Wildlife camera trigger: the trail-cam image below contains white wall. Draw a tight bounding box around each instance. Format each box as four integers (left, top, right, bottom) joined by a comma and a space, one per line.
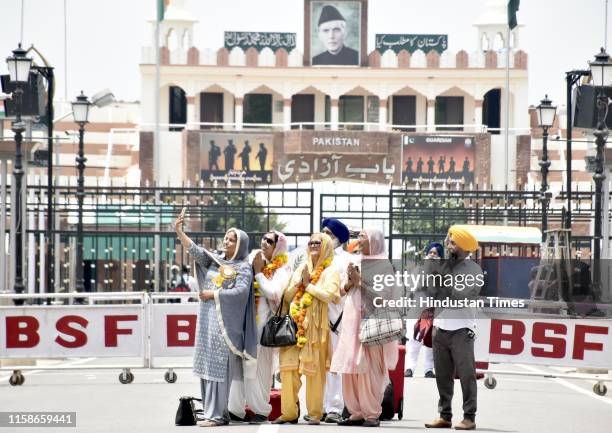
157, 131, 184, 185
224, 93, 234, 129
416, 95, 427, 129
489, 134, 517, 187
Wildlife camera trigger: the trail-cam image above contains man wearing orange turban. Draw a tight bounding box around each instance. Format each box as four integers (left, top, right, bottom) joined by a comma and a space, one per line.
425, 225, 482, 431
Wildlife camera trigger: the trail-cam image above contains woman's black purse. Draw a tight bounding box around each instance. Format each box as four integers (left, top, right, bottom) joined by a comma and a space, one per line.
260, 291, 297, 347
175, 396, 202, 426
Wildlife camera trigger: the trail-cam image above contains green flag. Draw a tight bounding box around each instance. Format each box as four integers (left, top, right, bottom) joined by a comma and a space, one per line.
157, 0, 165, 21
508, 0, 520, 29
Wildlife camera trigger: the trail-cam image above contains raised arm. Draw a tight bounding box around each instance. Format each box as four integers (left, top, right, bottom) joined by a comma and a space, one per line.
175, 208, 212, 268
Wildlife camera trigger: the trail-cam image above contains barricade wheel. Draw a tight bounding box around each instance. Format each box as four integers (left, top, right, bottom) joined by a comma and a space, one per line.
9, 373, 23, 386
593, 383, 607, 396
164, 371, 177, 383
119, 371, 134, 384
484, 377, 497, 389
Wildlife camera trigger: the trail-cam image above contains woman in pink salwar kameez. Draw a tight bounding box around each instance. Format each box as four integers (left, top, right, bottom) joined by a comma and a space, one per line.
330, 228, 399, 427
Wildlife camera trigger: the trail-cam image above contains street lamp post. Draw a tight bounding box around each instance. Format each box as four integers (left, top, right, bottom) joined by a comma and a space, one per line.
536, 95, 557, 242
6, 44, 32, 299
588, 48, 612, 298
71, 91, 90, 292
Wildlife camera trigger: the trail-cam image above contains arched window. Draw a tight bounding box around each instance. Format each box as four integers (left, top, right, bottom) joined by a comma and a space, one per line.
169, 86, 187, 131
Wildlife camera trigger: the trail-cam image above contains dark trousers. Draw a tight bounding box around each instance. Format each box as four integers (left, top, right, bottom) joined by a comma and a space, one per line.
432, 327, 477, 422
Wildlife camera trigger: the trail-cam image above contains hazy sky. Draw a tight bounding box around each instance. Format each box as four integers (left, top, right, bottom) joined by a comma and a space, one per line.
0, 0, 610, 108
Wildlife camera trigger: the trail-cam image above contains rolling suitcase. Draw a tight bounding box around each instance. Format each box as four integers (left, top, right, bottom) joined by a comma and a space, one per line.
386, 344, 406, 420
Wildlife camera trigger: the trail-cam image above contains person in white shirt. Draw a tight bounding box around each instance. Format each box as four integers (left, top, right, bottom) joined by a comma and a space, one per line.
405, 242, 442, 378
228, 231, 292, 424
424, 226, 482, 431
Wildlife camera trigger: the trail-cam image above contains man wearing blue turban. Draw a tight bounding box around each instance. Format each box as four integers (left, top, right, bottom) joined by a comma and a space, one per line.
318, 218, 353, 423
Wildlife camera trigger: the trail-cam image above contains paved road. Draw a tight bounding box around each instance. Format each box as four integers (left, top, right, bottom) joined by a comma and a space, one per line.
1, 357, 611, 433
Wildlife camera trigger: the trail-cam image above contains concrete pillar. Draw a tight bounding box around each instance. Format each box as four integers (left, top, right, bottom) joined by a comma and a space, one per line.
379, 99, 388, 131
186, 96, 196, 128
474, 99, 483, 132
426, 99, 436, 132
235, 97, 243, 131
331, 98, 339, 131
283, 98, 292, 130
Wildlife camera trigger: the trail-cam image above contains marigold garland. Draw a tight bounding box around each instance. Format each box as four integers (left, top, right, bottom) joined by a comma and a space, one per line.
253, 253, 288, 323
290, 257, 332, 348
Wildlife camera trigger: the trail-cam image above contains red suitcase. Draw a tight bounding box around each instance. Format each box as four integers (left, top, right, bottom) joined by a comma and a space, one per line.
245, 388, 281, 421
267, 389, 281, 421
387, 344, 406, 420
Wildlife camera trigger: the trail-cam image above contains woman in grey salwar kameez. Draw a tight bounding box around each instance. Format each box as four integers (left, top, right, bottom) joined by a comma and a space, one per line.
175, 215, 257, 427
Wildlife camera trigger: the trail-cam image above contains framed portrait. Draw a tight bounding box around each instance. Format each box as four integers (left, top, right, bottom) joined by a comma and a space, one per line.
309, 1, 361, 66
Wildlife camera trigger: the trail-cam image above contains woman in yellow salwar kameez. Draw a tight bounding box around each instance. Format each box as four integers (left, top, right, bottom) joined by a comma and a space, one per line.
273, 233, 340, 425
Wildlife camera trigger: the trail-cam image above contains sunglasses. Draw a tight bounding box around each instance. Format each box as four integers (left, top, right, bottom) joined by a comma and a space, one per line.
308, 240, 322, 246
262, 236, 276, 246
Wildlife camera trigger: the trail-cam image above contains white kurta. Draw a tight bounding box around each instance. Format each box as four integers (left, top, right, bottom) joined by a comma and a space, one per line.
228, 254, 291, 417
324, 246, 354, 415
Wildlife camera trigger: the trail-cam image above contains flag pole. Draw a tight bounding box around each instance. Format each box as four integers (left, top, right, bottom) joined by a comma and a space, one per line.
155, 0, 161, 182
504, 25, 510, 188
154, 0, 162, 293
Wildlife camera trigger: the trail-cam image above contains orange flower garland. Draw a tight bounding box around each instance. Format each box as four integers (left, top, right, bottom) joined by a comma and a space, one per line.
290, 258, 332, 348
253, 253, 288, 323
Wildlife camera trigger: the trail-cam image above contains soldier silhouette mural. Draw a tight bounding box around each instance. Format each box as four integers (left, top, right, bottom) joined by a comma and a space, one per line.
200, 133, 274, 183
239, 140, 252, 171
401, 136, 475, 184
256, 142, 268, 171
224, 139, 238, 171
208, 140, 221, 171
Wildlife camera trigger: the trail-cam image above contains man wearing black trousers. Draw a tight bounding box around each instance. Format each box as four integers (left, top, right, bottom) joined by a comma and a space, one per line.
424, 226, 482, 431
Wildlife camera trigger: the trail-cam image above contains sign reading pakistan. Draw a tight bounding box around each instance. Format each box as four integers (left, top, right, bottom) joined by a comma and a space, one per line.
375, 34, 448, 54
224, 31, 296, 52
310, 1, 361, 66
402, 135, 475, 184
200, 133, 274, 183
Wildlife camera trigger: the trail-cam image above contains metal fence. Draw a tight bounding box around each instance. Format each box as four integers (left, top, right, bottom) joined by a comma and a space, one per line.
1, 181, 611, 293
320, 184, 612, 266
2, 183, 314, 293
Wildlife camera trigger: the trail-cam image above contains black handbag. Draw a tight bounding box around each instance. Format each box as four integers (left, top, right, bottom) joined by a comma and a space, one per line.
260, 291, 297, 347
175, 396, 202, 426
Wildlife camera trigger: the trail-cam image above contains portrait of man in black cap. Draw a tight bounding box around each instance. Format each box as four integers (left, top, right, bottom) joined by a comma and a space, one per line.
311, 2, 360, 66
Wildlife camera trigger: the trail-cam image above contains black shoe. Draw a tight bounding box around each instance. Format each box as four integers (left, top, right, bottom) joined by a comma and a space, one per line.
338, 418, 365, 426
228, 412, 247, 423
404, 369, 413, 377
248, 414, 268, 424
425, 370, 436, 378
325, 412, 341, 423
363, 418, 381, 427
